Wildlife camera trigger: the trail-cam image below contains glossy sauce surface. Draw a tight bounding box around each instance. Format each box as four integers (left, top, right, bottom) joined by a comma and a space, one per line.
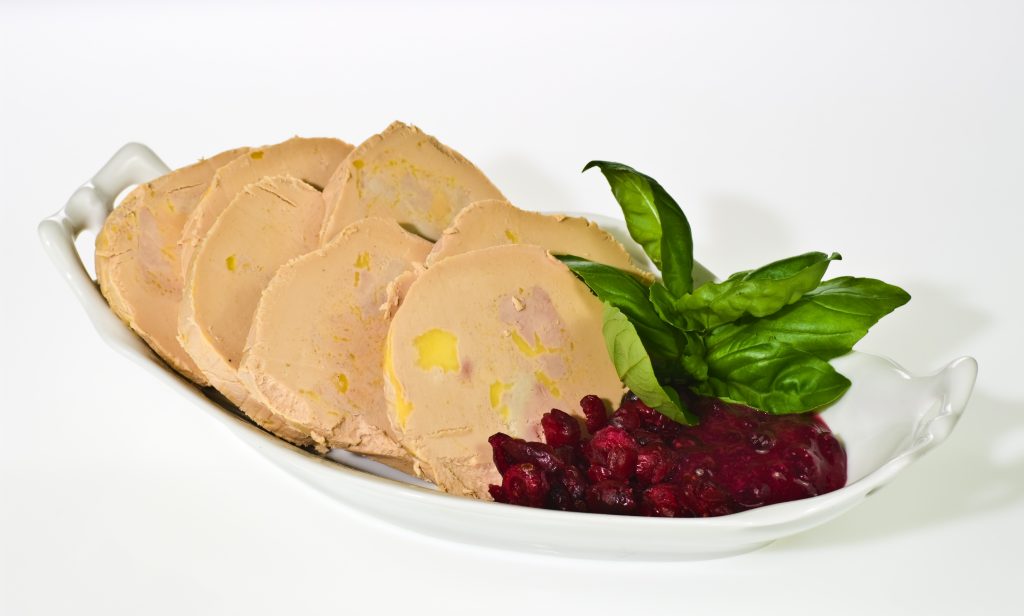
489, 393, 847, 517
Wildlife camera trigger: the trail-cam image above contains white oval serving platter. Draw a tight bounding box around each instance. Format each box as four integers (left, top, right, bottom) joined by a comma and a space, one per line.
38, 143, 978, 560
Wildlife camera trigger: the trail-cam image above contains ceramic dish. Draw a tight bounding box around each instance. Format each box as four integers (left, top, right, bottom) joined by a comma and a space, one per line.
38, 143, 978, 560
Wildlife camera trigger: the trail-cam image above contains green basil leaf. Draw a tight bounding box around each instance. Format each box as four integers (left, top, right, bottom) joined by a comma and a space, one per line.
679, 331, 709, 382
558, 255, 680, 361
649, 281, 685, 328
647, 282, 708, 381
583, 161, 694, 296
602, 304, 698, 425
707, 276, 911, 360
675, 251, 840, 330
701, 340, 851, 414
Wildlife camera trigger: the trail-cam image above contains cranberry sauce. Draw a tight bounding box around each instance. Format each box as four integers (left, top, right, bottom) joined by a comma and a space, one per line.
488, 393, 847, 517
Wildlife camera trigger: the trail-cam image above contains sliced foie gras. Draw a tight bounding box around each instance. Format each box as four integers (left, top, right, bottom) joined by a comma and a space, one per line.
427, 199, 652, 280
179, 137, 352, 275
238, 218, 432, 463
384, 244, 626, 498
95, 146, 249, 385
320, 121, 505, 244
178, 175, 325, 445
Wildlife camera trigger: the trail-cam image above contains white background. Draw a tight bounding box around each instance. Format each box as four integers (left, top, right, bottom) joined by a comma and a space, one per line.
2, 0, 1022, 613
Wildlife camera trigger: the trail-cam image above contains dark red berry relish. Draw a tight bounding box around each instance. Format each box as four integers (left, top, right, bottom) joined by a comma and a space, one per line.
488, 393, 847, 517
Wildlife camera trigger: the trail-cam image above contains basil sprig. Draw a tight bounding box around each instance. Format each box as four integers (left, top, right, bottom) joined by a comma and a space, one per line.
583, 161, 694, 297
560, 161, 910, 423
673, 251, 841, 330
705, 277, 912, 362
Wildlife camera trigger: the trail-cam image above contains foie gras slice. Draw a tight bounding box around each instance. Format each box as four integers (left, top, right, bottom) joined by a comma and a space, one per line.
178, 175, 325, 445
427, 199, 653, 280
384, 244, 625, 498
319, 121, 505, 244
179, 137, 352, 275
238, 218, 432, 463
95, 146, 249, 385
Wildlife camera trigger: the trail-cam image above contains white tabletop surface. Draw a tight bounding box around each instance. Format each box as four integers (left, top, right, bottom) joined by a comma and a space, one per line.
3, 1, 1022, 614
